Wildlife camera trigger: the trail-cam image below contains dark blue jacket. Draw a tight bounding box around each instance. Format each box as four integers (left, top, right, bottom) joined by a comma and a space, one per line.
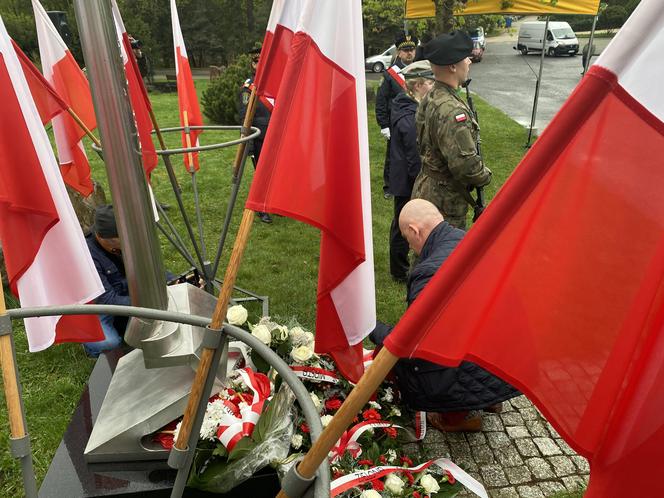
371, 222, 520, 412
388, 92, 421, 197
375, 59, 406, 129
85, 234, 130, 307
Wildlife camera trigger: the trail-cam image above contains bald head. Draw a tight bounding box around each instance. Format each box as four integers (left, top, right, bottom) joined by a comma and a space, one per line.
399, 199, 444, 255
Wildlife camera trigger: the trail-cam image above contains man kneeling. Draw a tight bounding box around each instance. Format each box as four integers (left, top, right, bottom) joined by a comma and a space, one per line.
371, 199, 519, 432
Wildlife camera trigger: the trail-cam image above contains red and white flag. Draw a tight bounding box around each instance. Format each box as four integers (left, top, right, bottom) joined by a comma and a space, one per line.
253, 0, 303, 99
32, 0, 97, 197
246, 0, 376, 382
111, 0, 158, 178
384, 1, 664, 496
0, 16, 104, 351
170, 0, 203, 172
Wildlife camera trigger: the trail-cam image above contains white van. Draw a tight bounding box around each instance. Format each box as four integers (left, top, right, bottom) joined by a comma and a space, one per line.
365, 45, 397, 73
516, 21, 579, 56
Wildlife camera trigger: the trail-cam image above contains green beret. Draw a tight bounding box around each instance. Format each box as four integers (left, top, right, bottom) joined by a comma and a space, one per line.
422, 31, 473, 66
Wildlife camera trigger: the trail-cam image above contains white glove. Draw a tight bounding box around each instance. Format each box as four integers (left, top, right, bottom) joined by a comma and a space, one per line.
380, 127, 391, 140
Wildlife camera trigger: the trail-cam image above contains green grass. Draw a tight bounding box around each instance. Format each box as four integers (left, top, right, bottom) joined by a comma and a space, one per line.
1, 82, 532, 496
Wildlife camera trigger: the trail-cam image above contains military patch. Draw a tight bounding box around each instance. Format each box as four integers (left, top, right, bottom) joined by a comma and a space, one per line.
241, 92, 250, 105
455, 113, 467, 123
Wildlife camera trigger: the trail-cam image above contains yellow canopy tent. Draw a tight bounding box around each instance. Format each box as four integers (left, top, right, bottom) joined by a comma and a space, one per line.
405, 0, 600, 19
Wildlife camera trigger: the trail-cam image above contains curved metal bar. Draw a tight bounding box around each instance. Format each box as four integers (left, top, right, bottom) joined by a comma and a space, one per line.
7, 305, 329, 496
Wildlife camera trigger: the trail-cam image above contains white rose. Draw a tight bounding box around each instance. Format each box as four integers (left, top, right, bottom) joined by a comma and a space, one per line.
226, 305, 248, 325
289, 326, 306, 342
369, 401, 382, 410
387, 449, 397, 463
251, 324, 272, 345
291, 345, 314, 363
310, 392, 322, 410
384, 474, 404, 495
360, 490, 382, 498
291, 433, 303, 449
320, 414, 333, 428
420, 474, 441, 494
274, 325, 289, 341
302, 331, 315, 347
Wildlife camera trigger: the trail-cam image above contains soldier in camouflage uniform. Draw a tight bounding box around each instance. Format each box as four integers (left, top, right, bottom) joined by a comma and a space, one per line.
412, 31, 491, 229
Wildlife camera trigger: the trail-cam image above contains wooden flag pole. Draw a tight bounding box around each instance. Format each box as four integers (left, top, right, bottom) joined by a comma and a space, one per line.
66, 107, 101, 148
276, 347, 399, 498
232, 88, 258, 176
171, 86, 259, 455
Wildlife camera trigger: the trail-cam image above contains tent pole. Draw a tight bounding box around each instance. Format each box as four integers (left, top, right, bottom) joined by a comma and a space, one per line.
583, 14, 599, 76
526, 16, 549, 148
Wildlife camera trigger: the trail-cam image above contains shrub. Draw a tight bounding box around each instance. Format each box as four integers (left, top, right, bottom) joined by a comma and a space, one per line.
598, 5, 629, 30
201, 54, 253, 125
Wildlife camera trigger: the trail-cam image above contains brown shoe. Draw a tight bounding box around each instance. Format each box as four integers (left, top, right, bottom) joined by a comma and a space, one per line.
427, 411, 482, 433
484, 402, 503, 414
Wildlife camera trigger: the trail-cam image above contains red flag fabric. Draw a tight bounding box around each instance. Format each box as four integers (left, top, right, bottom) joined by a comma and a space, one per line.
384, 1, 664, 496
246, 0, 376, 383
11, 39, 67, 125
170, 0, 203, 172
0, 16, 104, 350
32, 0, 96, 197
253, 0, 303, 99
111, 0, 158, 178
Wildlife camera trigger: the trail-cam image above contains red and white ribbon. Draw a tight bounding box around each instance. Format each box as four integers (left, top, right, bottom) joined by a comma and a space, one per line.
330, 457, 488, 498
290, 365, 340, 384
331, 421, 405, 462
414, 410, 426, 440
362, 348, 374, 370
386, 64, 406, 90
215, 368, 271, 451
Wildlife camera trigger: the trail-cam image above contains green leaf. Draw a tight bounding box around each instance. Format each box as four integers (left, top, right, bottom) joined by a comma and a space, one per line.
250, 349, 271, 374
227, 436, 257, 462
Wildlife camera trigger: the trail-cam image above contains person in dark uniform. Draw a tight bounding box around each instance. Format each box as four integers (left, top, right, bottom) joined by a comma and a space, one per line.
239, 45, 273, 224
375, 32, 418, 199
388, 60, 434, 282
371, 199, 519, 432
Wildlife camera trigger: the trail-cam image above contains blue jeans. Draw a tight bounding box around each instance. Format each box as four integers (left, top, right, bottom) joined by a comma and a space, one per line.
83, 315, 123, 357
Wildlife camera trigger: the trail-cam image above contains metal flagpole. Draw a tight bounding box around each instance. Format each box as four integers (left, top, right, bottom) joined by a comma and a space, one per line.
525, 16, 549, 148
583, 14, 599, 76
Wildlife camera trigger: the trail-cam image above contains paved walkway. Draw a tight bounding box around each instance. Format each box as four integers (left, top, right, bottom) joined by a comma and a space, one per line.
420, 396, 589, 497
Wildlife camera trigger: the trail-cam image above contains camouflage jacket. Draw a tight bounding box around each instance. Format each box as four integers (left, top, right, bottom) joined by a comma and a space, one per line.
415, 81, 491, 189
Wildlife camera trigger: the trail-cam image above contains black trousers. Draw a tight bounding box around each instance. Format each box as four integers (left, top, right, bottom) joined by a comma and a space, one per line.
383, 139, 391, 193
389, 195, 410, 280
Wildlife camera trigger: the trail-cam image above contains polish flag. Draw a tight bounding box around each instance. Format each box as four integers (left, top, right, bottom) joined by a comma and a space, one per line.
253, 0, 303, 99
0, 16, 104, 351
170, 0, 203, 172
246, 0, 376, 382
384, 1, 664, 496
111, 0, 158, 178
11, 39, 67, 125
32, 0, 97, 197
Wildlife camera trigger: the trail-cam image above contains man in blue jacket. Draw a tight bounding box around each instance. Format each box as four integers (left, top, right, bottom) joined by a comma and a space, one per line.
371, 199, 519, 431
83, 205, 129, 357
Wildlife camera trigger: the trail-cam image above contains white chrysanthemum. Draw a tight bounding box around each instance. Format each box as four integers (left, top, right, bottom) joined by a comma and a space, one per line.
387, 449, 397, 463
251, 324, 272, 345
384, 474, 404, 495
369, 401, 381, 410
291, 433, 303, 449
381, 387, 394, 403
420, 474, 441, 494
320, 414, 333, 428
291, 345, 314, 363
226, 305, 248, 326
389, 406, 401, 417
310, 392, 322, 410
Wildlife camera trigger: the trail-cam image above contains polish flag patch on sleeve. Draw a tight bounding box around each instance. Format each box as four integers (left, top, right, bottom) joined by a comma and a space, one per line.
455, 113, 467, 122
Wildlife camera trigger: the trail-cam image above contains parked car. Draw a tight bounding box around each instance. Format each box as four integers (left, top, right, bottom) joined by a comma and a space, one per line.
468, 27, 486, 62
365, 45, 396, 73
516, 21, 579, 56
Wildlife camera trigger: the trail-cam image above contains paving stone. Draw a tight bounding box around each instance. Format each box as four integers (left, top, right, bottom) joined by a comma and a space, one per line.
556, 438, 577, 456
487, 431, 512, 450
472, 444, 496, 465
538, 481, 567, 496
449, 441, 473, 461
501, 411, 524, 427
545, 421, 560, 438
445, 432, 469, 445
515, 438, 541, 458
482, 414, 505, 431
550, 455, 576, 477
492, 487, 520, 498
466, 431, 487, 447
533, 437, 563, 456
525, 457, 555, 479
506, 426, 531, 439
516, 485, 545, 498
480, 464, 509, 487
519, 407, 540, 421
510, 395, 532, 409
562, 475, 587, 493
570, 455, 590, 473
453, 456, 479, 473
525, 421, 549, 437
496, 446, 524, 467
505, 465, 532, 485
501, 402, 515, 412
